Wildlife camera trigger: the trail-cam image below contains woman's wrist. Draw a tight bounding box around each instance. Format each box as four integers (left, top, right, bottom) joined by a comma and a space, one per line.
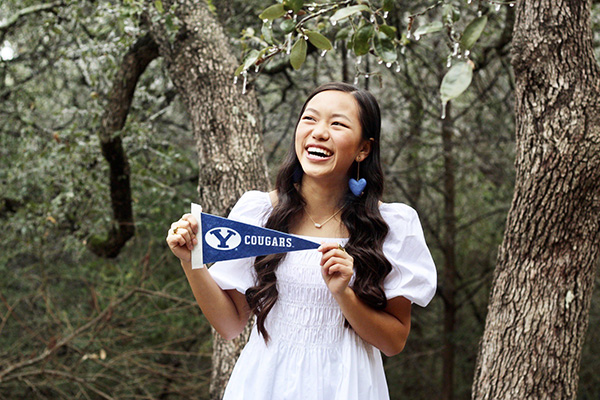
180, 259, 192, 271
332, 285, 355, 303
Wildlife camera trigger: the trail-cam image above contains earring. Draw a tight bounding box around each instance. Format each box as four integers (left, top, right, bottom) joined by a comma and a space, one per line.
348, 158, 367, 197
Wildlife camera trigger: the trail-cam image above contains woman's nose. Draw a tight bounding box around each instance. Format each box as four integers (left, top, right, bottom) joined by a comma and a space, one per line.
311, 122, 330, 140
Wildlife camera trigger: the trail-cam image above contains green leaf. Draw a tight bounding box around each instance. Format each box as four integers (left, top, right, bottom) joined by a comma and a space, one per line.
165, 14, 177, 33
413, 21, 444, 37
259, 4, 285, 21
330, 5, 370, 23
234, 63, 245, 76
306, 31, 332, 50
383, 0, 394, 12
262, 22, 274, 45
379, 24, 396, 39
280, 19, 296, 34
154, 0, 164, 13
373, 32, 397, 63
335, 26, 352, 42
290, 37, 307, 70
242, 49, 260, 71
353, 24, 374, 56
460, 16, 488, 50
440, 61, 474, 103
284, 0, 304, 13
453, 8, 461, 22
442, 4, 460, 23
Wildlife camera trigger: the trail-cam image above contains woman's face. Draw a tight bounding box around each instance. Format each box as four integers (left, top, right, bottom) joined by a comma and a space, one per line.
295, 90, 371, 183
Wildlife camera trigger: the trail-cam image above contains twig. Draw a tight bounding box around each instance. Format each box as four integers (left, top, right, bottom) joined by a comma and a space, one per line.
134, 288, 197, 306
0, 2, 65, 38
11, 370, 114, 400
0, 290, 136, 383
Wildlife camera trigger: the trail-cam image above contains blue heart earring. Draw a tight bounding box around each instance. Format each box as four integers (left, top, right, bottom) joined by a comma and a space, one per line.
349, 157, 367, 197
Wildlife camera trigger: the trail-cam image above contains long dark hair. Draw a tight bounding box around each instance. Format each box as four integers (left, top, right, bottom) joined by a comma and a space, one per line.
245, 82, 392, 342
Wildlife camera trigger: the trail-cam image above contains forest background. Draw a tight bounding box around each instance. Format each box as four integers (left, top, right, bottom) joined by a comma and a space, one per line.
1, 0, 599, 399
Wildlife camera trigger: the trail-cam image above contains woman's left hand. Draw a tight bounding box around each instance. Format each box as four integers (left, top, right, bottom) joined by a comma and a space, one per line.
318, 243, 354, 296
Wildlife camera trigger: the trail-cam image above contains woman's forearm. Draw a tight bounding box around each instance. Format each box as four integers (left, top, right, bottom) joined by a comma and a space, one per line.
332, 288, 411, 357
180, 260, 250, 340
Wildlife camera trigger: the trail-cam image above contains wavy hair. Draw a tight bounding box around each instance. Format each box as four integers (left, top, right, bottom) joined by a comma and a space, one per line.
245, 82, 392, 342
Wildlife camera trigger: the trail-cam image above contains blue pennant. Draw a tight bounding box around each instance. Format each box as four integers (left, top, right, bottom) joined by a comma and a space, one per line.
191, 203, 320, 269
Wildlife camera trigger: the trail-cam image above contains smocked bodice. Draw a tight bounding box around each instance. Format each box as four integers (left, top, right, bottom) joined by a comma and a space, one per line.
266, 246, 348, 348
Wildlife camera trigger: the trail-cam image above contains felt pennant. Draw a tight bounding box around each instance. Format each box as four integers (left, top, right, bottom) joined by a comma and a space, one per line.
190, 203, 320, 269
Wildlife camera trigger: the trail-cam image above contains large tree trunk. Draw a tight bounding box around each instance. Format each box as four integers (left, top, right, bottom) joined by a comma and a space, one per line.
148, 1, 269, 398
472, 1, 600, 399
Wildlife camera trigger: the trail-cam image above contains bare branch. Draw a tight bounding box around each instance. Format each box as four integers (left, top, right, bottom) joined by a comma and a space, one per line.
134, 288, 197, 306
0, 290, 136, 383
0, 2, 64, 38
88, 33, 159, 258
8, 370, 115, 400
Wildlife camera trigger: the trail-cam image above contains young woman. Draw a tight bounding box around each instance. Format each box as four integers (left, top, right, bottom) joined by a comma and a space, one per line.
166, 82, 437, 399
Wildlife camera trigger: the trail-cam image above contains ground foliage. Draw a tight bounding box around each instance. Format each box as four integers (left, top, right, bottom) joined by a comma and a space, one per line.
1, 0, 600, 399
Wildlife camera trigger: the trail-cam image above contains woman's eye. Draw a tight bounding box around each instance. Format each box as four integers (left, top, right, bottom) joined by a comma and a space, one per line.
302, 116, 315, 121
332, 121, 348, 128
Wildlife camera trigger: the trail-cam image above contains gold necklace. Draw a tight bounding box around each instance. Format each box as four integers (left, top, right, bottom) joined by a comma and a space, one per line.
304, 206, 343, 229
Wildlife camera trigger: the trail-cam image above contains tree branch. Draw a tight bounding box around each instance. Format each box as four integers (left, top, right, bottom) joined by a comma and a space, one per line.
0, 290, 136, 383
0, 1, 64, 41
88, 33, 159, 258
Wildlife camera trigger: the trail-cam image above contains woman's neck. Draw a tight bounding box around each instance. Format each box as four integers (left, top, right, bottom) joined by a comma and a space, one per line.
299, 176, 346, 218
287, 176, 349, 238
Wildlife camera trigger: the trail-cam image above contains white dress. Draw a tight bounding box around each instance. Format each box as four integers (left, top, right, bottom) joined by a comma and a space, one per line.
209, 191, 437, 400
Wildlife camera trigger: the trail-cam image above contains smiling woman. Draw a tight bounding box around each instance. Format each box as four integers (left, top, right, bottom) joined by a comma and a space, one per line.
295, 90, 371, 186
166, 82, 437, 400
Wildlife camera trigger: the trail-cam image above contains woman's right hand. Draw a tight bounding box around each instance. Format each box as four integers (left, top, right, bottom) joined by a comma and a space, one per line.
166, 214, 199, 263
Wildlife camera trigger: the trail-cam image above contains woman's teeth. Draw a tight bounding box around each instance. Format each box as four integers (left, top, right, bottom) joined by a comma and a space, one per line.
307, 147, 332, 158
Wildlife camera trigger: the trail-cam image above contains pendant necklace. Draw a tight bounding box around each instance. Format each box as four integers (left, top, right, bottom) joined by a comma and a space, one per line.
304, 206, 343, 229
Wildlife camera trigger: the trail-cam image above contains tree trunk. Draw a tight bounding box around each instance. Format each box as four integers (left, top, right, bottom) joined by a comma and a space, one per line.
404, 89, 424, 205
441, 101, 456, 400
472, 1, 600, 399
147, 1, 269, 398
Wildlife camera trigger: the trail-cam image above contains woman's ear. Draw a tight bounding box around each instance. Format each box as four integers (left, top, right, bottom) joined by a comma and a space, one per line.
357, 138, 373, 161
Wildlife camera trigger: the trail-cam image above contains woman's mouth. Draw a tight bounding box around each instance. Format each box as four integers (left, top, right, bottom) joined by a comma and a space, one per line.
306, 146, 333, 160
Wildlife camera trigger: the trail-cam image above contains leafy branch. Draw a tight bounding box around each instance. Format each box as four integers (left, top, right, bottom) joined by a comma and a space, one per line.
233, 0, 516, 110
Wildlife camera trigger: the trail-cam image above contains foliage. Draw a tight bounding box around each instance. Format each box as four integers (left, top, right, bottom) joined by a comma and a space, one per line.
234, 0, 514, 105
1, 0, 206, 397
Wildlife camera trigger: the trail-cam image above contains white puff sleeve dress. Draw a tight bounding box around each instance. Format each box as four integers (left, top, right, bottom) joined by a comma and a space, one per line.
208, 191, 437, 400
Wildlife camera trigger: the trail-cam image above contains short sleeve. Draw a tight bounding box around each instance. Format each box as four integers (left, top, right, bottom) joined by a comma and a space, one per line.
208, 191, 272, 294
381, 203, 437, 307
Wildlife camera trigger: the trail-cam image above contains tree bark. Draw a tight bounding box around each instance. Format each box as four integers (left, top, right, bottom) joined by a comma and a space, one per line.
89, 34, 159, 258
147, 1, 269, 398
404, 91, 424, 205
441, 101, 456, 400
472, 1, 600, 399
